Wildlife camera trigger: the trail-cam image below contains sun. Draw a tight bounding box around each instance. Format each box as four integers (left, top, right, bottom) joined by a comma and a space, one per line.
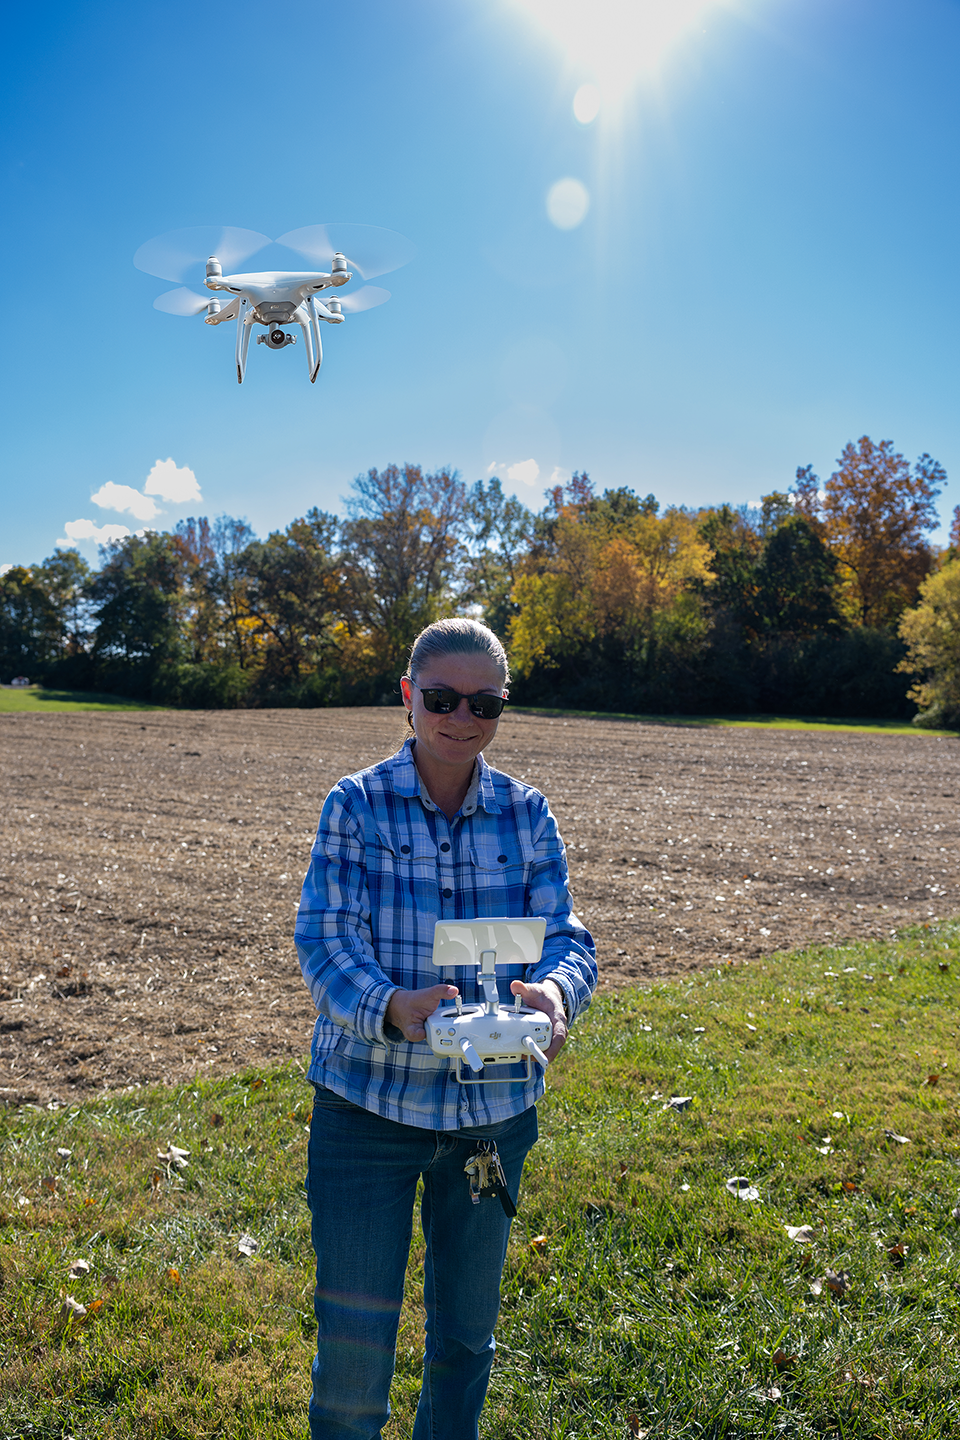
511, 0, 723, 99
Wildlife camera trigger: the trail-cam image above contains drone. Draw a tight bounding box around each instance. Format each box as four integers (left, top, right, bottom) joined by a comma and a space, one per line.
134, 224, 413, 384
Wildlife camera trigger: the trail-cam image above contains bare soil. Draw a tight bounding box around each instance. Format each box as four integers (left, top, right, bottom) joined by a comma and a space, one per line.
1, 707, 957, 1107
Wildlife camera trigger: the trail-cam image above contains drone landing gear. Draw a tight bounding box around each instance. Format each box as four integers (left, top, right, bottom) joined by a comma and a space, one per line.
299, 298, 324, 384
235, 298, 254, 385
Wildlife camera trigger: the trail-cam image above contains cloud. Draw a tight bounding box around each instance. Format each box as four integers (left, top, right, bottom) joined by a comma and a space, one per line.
486, 460, 504, 475
506, 458, 540, 486
549, 466, 571, 486
1, 563, 14, 576
57, 519, 132, 547
144, 457, 201, 504
90, 482, 161, 522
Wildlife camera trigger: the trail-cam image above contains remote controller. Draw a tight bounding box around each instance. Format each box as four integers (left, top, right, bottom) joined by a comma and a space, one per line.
425, 918, 552, 1084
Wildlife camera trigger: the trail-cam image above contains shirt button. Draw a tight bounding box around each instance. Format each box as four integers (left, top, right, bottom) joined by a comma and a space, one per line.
442, 887, 453, 898
497, 854, 508, 863
440, 842, 450, 852
400, 844, 411, 854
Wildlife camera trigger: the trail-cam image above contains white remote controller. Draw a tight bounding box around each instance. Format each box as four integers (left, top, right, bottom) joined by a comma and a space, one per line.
424, 918, 552, 1084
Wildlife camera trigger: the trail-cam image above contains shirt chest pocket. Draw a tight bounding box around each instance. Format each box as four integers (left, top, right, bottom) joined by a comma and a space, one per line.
467, 842, 535, 908
371, 832, 438, 893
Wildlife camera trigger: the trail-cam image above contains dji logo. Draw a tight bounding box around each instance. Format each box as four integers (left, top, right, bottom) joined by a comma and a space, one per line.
489, 1030, 502, 1040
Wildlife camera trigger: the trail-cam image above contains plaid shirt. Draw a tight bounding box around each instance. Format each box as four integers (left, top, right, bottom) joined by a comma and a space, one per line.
295, 737, 597, 1130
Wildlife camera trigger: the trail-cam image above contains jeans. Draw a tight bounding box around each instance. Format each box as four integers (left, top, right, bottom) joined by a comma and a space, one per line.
305, 1085, 538, 1440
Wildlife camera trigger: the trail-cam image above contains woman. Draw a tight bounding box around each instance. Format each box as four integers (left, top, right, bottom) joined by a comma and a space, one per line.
296, 618, 596, 1440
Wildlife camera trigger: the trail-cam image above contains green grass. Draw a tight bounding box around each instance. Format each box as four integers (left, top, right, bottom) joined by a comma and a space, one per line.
510, 705, 959, 738
3, 921, 960, 1438
0, 687, 164, 713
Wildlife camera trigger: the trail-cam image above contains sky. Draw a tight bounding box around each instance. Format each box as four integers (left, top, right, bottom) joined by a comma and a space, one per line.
2, 0, 959, 569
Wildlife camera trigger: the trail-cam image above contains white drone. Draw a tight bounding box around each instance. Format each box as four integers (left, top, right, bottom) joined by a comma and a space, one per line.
134, 224, 414, 384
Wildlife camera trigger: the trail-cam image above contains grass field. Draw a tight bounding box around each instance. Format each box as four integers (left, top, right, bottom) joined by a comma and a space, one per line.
511, 706, 958, 739
0, 687, 955, 736
3, 921, 959, 1438
0, 687, 163, 714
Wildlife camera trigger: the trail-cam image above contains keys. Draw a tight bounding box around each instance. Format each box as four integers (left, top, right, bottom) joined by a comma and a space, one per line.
464, 1140, 517, 1218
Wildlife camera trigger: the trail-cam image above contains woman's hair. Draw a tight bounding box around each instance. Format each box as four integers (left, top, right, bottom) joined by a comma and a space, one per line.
406, 617, 510, 686
402, 618, 510, 735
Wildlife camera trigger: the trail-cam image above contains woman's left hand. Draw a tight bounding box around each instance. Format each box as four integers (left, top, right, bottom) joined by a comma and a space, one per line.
509, 978, 568, 1062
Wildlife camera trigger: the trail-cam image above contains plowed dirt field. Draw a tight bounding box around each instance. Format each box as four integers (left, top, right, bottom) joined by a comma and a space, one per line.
1, 707, 957, 1106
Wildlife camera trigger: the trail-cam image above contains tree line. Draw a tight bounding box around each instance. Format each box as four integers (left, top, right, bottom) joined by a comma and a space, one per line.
3, 437, 959, 725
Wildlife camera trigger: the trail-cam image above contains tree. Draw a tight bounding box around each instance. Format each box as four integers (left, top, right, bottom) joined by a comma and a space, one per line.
897, 557, 960, 728
88, 532, 186, 684
0, 566, 59, 678
340, 463, 467, 674
235, 511, 342, 683
32, 549, 92, 656
508, 482, 711, 676
461, 477, 535, 634
792, 437, 945, 625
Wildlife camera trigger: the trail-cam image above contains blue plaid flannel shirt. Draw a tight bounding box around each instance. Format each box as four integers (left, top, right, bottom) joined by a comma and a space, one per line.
295, 737, 597, 1130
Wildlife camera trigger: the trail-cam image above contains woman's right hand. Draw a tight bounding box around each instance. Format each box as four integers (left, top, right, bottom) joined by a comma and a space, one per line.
386, 984, 459, 1042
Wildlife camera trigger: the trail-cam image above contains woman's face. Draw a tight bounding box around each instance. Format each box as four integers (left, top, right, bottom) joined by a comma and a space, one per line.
400, 651, 506, 778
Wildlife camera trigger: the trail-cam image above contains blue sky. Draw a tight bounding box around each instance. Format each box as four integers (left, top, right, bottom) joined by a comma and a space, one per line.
2, 0, 958, 568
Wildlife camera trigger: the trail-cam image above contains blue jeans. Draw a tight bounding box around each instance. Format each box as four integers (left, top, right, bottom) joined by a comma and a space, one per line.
305, 1085, 538, 1440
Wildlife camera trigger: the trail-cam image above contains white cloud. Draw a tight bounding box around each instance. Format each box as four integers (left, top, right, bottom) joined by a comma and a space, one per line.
90, 482, 161, 522
1, 563, 14, 576
57, 519, 132, 547
144, 457, 201, 504
546, 177, 590, 230
486, 460, 504, 475
506, 458, 540, 486
549, 466, 571, 486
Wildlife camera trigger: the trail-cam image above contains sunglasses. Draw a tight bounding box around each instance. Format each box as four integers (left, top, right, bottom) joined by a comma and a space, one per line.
416, 686, 507, 719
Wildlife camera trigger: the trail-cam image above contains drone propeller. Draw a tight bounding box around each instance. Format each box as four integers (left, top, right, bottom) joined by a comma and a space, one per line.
277, 224, 414, 279
334, 285, 391, 313
153, 286, 213, 316
134, 227, 273, 283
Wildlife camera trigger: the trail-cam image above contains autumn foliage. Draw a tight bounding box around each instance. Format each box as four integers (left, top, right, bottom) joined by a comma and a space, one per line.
1, 437, 954, 723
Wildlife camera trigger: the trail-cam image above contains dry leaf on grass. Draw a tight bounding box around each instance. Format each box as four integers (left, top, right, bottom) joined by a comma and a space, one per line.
167, 1267, 181, 1285
237, 1234, 258, 1257
529, 1234, 549, 1252
68, 1259, 91, 1279
56, 1147, 72, 1160
925, 1074, 939, 1087
626, 1416, 648, 1438
785, 1225, 816, 1243
772, 1348, 798, 1372
61, 1296, 87, 1316
40, 1175, 57, 1193
156, 1144, 190, 1169
663, 1096, 693, 1112
885, 1130, 911, 1145
886, 1241, 908, 1268
725, 1176, 760, 1201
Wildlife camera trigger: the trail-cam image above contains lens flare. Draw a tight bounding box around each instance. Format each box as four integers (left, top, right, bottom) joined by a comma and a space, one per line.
513, 0, 719, 95
546, 178, 590, 230
573, 84, 602, 124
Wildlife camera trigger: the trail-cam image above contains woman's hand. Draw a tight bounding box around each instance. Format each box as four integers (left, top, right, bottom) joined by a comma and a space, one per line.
509, 978, 568, 1062
386, 984, 459, 1042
